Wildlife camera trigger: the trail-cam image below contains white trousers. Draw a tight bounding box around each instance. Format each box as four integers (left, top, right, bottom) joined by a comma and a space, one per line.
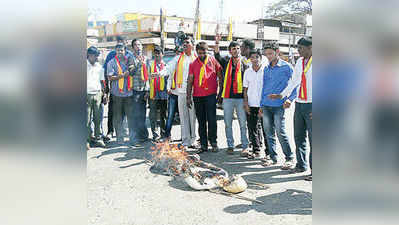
177, 93, 197, 146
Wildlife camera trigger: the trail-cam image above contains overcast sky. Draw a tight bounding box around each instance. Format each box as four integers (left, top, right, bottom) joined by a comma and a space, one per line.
88, 0, 276, 23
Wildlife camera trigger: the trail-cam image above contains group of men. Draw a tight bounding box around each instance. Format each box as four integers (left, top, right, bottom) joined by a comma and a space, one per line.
87, 34, 312, 181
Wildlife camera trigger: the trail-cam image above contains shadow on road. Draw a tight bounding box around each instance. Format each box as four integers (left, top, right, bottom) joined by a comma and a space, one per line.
197, 150, 308, 184
91, 147, 131, 159
223, 189, 312, 215
92, 142, 310, 192
92, 141, 154, 168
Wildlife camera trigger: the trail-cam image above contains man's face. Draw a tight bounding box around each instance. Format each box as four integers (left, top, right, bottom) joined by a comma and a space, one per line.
196, 48, 207, 61
154, 50, 163, 61
116, 47, 125, 58
241, 45, 249, 57
250, 53, 260, 66
183, 39, 193, 52
298, 45, 312, 58
229, 45, 241, 58
88, 54, 98, 64
117, 40, 126, 46
264, 48, 278, 62
133, 40, 143, 52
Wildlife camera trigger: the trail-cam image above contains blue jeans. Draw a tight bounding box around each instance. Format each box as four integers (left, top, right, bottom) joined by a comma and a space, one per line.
130, 90, 149, 143
262, 106, 293, 162
223, 98, 248, 148
164, 94, 178, 138
294, 103, 312, 170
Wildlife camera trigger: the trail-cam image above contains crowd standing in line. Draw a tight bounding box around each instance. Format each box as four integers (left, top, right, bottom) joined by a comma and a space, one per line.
87, 35, 312, 181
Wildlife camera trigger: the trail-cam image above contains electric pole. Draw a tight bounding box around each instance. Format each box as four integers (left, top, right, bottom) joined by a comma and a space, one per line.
193, 0, 200, 40
160, 8, 165, 51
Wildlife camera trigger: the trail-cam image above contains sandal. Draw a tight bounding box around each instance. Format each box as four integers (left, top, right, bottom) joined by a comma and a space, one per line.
226, 147, 234, 155
304, 174, 312, 181
211, 146, 219, 152
261, 159, 277, 167
247, 152, 260, 159
240, 148, 250, 157
281, 160, 295, 170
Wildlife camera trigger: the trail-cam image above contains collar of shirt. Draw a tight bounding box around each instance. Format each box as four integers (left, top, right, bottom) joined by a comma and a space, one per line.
249, 63, 264, 73
268, 58, 284, 68
87, 60, 101, 68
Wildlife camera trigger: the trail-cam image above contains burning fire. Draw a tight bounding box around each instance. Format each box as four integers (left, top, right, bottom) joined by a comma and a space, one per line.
148, 141, 247, 193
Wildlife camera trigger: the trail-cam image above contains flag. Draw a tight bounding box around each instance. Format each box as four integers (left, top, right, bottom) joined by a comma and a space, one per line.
227, 17, 233, 41
196, 17, 201, 41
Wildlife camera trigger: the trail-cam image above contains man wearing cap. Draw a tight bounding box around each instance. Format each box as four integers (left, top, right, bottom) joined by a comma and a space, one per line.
269, 37, 312, 181
87, 46, 106, 149
259, 41, 296, 169
107, 44, 134, 145
148, 45, 169, 141
187, 41, 222, 153
103, 36, 133, 140
166, 36, 198, 148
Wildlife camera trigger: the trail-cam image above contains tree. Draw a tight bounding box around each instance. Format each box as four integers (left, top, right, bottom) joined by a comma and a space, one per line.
265, 0, 312, 19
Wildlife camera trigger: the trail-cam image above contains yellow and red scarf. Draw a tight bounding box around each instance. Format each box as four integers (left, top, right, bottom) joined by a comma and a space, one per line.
222, 58, 242, 98
115, 55, 132, 93
172, 53, 184, 89
198, 56, 209, 90
141, 61, 149, 82
149, 59, 165, 99
171, 53, 196, 89
299, 56, 312, 100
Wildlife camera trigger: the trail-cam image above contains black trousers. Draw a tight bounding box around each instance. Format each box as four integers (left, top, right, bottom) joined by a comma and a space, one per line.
149, 99, 168, 138
294, 102, 312, 170
193, 94, 217, 149
247, 107, 269, 154
107, 94, 114, 135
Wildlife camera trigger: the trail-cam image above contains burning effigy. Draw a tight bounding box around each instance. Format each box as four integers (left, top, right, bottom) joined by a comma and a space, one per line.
148, 142, 248, 193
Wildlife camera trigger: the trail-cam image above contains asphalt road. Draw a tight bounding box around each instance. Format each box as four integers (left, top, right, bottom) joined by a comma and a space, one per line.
87, 105, 312, 225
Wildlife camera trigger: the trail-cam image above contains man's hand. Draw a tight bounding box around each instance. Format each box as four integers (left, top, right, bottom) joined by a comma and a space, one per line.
123, 70, 130, 77
144, 92, 149, 101
151, 72, 158, 79
214, 34, 221, 53
217, 94, 223, 105
102, 94, 108, 105
283, 99, 291, 109
167, 90, 172, 95
258, 108, 263, 118
215, 33, 221, 43
128, 64, 135, 73
138, 55, 145, 63
244, 103, 250, 115
187, 97, 193, 108
268, 94, 283, 100
309, 112, 312, 120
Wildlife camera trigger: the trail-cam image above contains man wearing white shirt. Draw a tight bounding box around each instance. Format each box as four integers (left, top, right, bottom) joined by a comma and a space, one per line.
166, 36, 197, 148
243, 49, 269, 160
269, 37, 312, 180
87, 46, 106, 149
